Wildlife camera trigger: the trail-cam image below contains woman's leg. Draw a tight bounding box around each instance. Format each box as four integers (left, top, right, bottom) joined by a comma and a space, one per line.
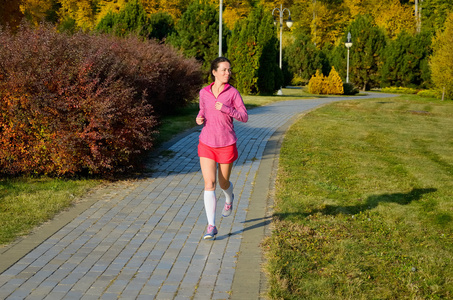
218, 163, 234, 217
200, 157, 217, 227
218, 163, 233, 190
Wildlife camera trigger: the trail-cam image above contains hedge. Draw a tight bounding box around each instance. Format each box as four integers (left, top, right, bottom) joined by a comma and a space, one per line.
0, 24, 203, 176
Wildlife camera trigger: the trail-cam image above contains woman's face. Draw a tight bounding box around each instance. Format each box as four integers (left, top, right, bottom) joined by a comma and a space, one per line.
212, 61, 232, 84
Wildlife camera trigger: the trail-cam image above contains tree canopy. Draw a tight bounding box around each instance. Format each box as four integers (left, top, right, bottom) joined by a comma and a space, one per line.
430, 12, 453, 99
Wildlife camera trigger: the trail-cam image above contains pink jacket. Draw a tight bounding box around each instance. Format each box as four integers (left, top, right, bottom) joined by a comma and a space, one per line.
197, 82, 248, 147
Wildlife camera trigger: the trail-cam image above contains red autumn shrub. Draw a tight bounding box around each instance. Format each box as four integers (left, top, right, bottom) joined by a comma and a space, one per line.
110, 36, 203, 115
0, 24, 202, 176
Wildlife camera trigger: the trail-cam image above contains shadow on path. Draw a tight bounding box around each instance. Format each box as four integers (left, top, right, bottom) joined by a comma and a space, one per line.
215, 216, 273, 240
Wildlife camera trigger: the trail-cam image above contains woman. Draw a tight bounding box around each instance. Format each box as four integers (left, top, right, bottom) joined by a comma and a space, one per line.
196, 57, 248, 239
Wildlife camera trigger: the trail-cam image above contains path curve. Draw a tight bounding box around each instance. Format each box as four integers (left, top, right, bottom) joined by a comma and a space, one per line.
0, 93, 397, 299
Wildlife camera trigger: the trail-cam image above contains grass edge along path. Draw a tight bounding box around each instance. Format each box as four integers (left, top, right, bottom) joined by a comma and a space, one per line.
264, 95, 453, 299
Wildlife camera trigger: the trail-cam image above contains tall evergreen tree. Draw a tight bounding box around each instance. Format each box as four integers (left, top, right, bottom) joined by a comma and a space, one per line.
149, 11, 175, 41
96, 0, 150, 37
167, 0, 220, 75
381, 31, 432, 88
227, 5, 281, 94
284, 32, 327, 83
332, 15, 386, 91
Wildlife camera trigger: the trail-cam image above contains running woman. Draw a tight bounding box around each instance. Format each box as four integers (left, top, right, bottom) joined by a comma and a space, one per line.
196, 57, 248, 239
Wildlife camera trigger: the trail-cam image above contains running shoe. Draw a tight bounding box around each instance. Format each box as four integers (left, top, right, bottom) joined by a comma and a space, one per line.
222, 194, 234, 217
203, 225, 218, 239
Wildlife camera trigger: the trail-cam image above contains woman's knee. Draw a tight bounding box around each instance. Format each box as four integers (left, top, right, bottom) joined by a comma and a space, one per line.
204, 181, 216, 191
218, 179, 230, 190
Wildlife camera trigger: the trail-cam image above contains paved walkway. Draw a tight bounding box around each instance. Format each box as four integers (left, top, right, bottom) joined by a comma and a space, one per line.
0, 93, 396, 299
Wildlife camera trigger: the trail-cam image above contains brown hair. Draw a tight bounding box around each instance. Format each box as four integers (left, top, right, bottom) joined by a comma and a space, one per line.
210, 56, 231, 82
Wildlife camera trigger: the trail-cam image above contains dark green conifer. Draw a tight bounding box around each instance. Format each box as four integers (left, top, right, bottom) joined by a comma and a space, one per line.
227, 5, 281, 94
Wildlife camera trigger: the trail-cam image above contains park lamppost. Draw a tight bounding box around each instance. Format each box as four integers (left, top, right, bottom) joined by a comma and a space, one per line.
345, 32, 352, 83
272, 5, 293, 95
219, 0, 223, 56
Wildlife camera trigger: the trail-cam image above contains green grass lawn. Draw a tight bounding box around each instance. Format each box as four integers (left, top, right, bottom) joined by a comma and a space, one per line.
0, 177, 100, 245
264, 95, 453, 299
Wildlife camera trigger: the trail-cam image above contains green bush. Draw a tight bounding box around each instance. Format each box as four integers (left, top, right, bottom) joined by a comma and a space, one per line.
0, 24, 202, 176
343, 83, 359, 95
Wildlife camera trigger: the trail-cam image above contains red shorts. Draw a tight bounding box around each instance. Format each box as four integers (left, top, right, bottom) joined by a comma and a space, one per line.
198, 141, 238, 164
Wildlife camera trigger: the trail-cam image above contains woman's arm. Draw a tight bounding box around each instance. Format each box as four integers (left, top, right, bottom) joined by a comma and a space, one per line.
219, 92, 248, 123
196, 91, 205, 125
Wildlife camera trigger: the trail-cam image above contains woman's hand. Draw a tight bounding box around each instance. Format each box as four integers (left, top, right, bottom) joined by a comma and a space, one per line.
215, 101, 223, 111
196, 116, 205, 125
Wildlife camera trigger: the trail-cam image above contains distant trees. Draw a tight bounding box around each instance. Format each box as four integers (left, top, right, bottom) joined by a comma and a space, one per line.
1, 0, 452, 95
58, 0, 98, 30
19, 0, 58, 25
284, 32, 327, 84
227, 5, 281, 94
96, 0, 150, 37
381, 31, 432, 88
349, 0, 415, 38
341, 15, 386, 91
167, 0, 220, 76
0, 0, 24, 28
148, 12, 175, 41
421, 0, 453, 34
430, 12, 453, 99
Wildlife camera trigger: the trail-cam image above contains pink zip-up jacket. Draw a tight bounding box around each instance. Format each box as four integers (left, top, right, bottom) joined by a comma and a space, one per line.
197, 82, 248, 148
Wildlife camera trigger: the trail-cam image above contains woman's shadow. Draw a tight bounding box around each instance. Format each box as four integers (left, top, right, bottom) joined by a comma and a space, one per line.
277, 188, 437, 218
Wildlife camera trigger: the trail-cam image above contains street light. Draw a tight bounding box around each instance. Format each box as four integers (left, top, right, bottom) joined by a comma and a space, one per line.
219, 0, 223, 56
272, 4, 293, 95
345, 32, 352, 83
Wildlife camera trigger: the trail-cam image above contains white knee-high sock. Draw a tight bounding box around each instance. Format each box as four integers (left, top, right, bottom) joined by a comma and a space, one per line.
204, 190, 216, 226
222, 181, 234, 204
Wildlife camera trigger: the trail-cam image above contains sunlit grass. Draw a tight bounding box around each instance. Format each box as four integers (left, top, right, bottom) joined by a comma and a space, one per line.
0, 177, 99, 245
264, 95, 453, 299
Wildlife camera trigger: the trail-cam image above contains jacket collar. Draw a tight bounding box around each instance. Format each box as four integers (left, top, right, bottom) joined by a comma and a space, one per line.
203, 82, 230, 94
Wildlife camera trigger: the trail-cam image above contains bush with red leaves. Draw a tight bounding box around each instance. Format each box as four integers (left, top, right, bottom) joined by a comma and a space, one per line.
0, 24, 203, 176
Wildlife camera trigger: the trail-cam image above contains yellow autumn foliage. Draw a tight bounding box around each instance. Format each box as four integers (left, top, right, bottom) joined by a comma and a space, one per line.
20, 0, 53, 25
326, 67, 344, 95
308, 70, 326, 94
308, 67, 344, 95
430, 12, 453, 100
